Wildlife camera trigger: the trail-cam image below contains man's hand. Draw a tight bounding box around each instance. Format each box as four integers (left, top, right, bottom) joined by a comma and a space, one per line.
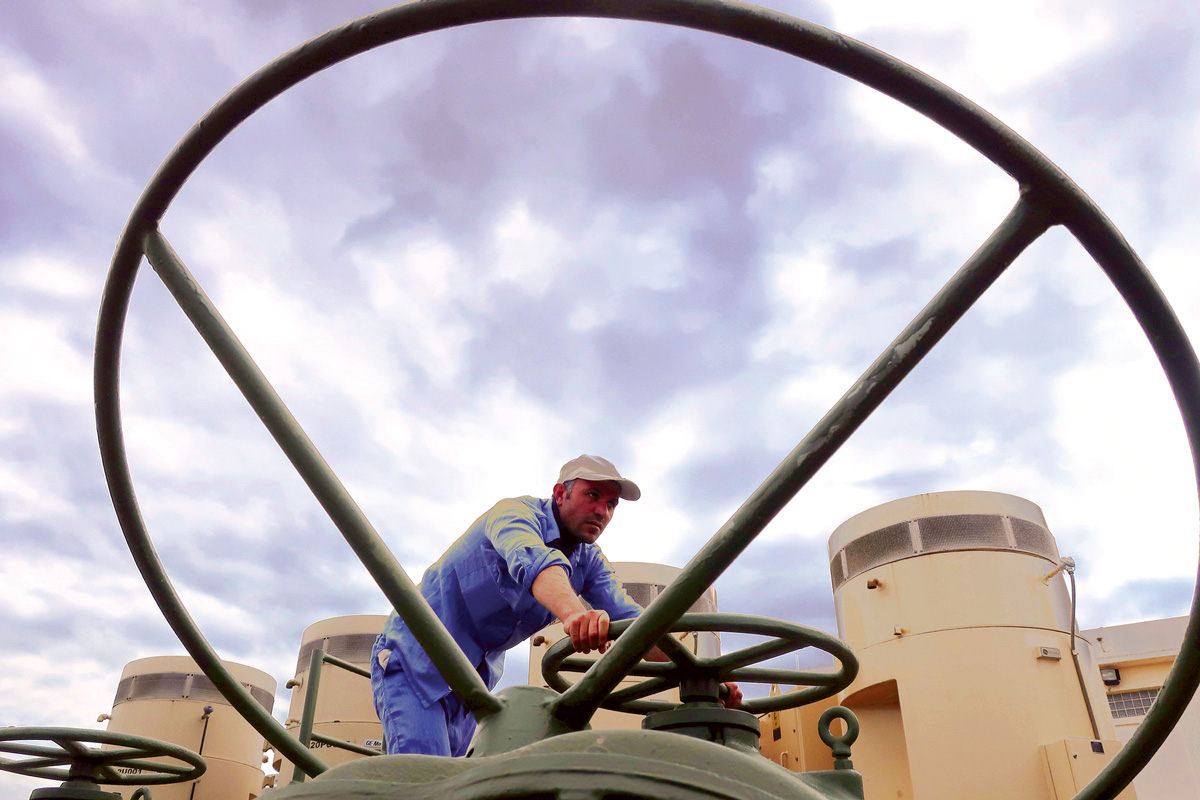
720, 682, 743, 709
562, 608, 611, 654
532, 567, 615, 654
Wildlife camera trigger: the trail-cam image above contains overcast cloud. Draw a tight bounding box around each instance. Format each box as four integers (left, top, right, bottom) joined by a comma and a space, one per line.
2, 1, 1199, 797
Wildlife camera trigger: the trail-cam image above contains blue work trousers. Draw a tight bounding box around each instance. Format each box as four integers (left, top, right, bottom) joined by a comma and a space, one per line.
371, 634, 476, 756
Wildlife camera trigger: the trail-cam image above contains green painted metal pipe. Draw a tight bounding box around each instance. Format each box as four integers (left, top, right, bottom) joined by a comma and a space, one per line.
292, 649, 381, 780
319, 653, 371, 680
141, 229, 500, 722
554, 195, 1055, 727
1059, 190, 1200, 800
291, 648, 326, 784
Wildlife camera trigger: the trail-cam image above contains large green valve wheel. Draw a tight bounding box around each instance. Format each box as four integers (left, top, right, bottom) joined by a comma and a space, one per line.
95, 2, 1200, 799
543, 614, 858, 714
0, 728, 205, 799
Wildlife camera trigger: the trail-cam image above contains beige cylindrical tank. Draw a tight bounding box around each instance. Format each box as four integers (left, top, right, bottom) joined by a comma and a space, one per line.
104, 655, 275, 800
828, 491, 1131, 800
273, 615, 386, 787
527, 561, 720, 730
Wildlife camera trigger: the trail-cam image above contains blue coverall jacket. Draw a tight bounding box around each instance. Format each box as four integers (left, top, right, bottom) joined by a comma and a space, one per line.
374, 495, 643, 708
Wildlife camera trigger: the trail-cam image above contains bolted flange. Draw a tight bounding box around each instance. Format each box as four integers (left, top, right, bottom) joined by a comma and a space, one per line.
642, 704, 762, 756
31, 782, 123, 800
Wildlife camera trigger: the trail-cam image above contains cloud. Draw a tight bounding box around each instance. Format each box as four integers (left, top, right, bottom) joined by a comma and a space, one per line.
1079, 578, 1195, 630
2, 4, 1199, 797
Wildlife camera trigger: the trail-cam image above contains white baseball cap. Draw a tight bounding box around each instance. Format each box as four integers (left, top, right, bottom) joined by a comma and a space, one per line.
557, 454, 641, 501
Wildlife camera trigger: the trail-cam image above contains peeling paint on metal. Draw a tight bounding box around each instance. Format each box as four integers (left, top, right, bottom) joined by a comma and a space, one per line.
893, 318, 936, 362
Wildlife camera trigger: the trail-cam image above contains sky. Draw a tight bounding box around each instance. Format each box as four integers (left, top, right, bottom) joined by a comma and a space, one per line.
2, 0, 1199, 796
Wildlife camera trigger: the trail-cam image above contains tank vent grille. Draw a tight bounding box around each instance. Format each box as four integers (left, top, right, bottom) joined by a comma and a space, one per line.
830, 554, 846, 588
623, 582, 666, 608
623, 582, 717, 614
830, 513, 1058, 590
844, 522, 911, 577
296, 632, 378, 674
112, 672, 274, 711
1011, 517, 1055, 554
920, 514, 1009, 552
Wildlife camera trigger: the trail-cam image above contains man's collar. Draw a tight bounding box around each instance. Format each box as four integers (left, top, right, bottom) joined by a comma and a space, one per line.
549, 498, 579, 555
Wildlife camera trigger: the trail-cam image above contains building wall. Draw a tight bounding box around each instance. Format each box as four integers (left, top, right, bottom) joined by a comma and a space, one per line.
1081, 617, 1200, 800
758, 689, 838, 774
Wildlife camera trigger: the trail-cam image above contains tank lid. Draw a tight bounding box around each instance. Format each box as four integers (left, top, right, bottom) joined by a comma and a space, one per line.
300, 614, 389, 644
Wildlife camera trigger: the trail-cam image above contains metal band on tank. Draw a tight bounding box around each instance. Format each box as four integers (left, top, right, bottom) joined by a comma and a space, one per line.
829, 513, 1060, 590
113, 672, 275, 712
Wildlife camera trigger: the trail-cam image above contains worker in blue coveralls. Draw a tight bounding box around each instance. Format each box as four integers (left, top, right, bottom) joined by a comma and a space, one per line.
370, 454, 741, 756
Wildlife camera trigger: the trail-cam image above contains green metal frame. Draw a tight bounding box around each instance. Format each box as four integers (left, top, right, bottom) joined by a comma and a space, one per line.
94, 2, 1200, 798
289, 648, 379, 785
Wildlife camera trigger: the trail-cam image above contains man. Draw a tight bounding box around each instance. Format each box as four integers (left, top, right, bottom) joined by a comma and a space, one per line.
371, 454, 739, 756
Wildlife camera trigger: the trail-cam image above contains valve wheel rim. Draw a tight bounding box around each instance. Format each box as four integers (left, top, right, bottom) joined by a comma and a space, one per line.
0, 727, 205, 786
93, 2, 1200, 794
542, 613, 858, 714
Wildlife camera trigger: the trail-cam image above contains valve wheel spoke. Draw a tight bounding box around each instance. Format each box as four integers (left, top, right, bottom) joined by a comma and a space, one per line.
709, 636, 806, 672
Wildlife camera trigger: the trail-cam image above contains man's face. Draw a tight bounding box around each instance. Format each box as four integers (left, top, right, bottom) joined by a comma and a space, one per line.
554, 478, 621, 545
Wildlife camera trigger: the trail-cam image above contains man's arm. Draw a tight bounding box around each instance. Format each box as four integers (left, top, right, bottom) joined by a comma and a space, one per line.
532, 566, 676, 661
483, 500, 572, 589
533, 565, 742, 707
532, 565, 612, 653
477, 501, 622, 654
